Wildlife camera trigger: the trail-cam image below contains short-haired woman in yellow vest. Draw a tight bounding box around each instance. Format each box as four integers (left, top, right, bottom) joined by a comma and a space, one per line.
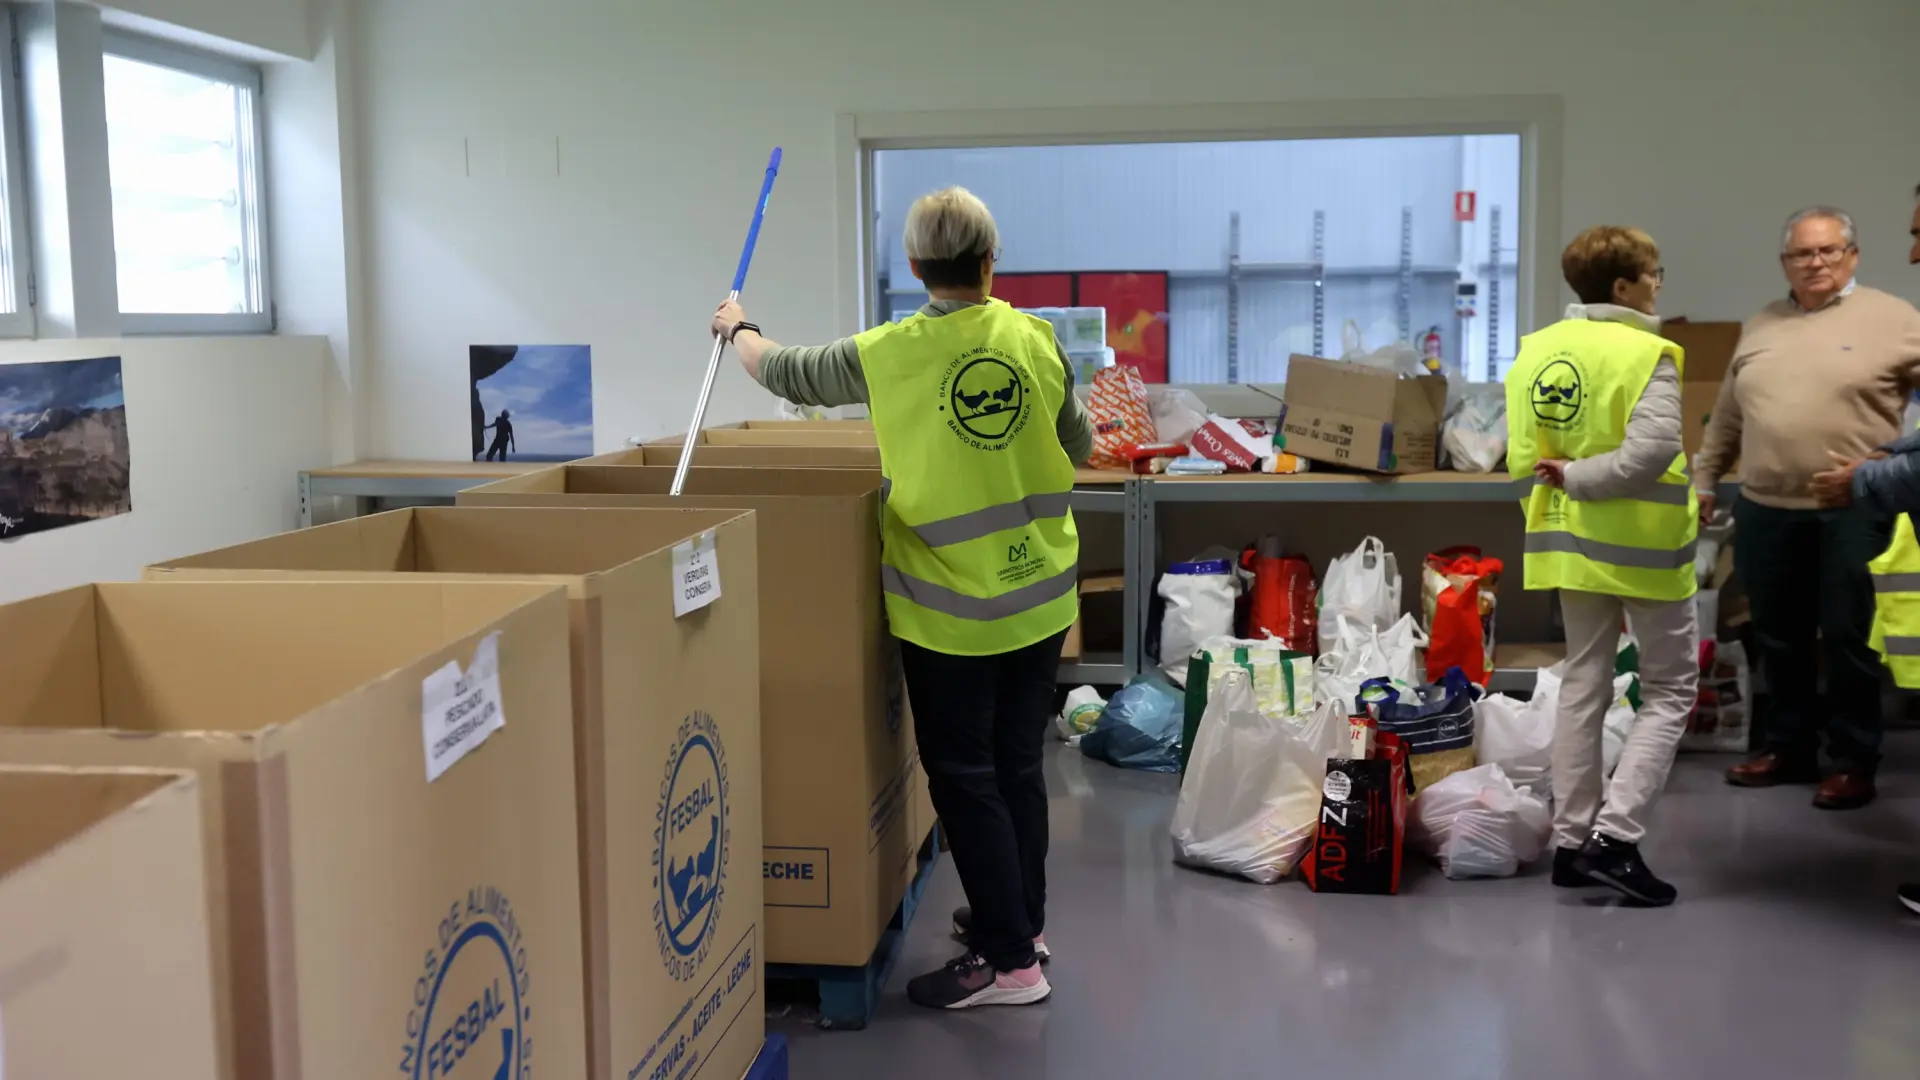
711, 187, 1093, 1009
1506, 225, 1699, 907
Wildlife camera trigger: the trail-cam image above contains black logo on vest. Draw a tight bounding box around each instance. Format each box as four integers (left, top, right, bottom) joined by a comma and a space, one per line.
1530, 354, 1585, 429
939, 348, 1032, 451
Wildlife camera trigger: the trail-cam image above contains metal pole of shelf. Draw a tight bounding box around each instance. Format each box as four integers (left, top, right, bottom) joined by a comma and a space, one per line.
1134, 477, 1158, 677
1226, 210, 1241, 384
1396, 205, 1413, 343
1488, 206, 1503, 378
1311, 209, 1326, 358
1121, 478, 1141, 675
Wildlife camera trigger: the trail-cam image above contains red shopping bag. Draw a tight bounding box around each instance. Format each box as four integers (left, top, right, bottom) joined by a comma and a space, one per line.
1302, 731, 1413, 894
1240, 537, 1318, 653
1422, 547, 1502, 685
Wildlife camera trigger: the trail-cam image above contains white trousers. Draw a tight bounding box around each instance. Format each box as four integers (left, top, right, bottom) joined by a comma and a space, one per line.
1553, 590, 1698, 849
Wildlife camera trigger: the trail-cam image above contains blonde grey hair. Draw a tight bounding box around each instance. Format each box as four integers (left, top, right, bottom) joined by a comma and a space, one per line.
903, 187, 999, 263
1782, 205, 1857, 250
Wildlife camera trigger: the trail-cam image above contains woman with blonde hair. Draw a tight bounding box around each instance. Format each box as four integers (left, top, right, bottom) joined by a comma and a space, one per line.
1505, 225, 1697, 907
713, 186, 1091, 1007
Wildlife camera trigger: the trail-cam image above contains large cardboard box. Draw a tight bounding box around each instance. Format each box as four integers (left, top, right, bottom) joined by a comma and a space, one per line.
148, 507, 765, 1080
0, 766, 220, 1079
0, 580, 586, 1080
1277, 355, 1448, 474
1660, 321, 1742, 456
460, 466, 920, 967
649, 427, 878, 448
588, 445, 881, 469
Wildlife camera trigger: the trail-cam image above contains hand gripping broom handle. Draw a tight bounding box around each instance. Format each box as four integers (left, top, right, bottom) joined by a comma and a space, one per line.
672, 147, 783, 497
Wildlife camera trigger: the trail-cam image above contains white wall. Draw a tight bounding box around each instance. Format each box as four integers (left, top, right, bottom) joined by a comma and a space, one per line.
102, 0, 311, 60
351, 0, 1920, 455
0, 336, 331, 603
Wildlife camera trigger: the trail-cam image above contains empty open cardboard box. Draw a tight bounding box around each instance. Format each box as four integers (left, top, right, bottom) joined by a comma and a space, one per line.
587, 444, 881, 469
0, 580, 587, 1080
460, 465, 926, 967
648, 426, 878, 449
0, 765, 220, 1080
149, 506, 764, 1080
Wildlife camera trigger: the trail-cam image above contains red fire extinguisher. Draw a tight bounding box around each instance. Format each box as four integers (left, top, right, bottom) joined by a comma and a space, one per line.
1419, 326, 1443, 373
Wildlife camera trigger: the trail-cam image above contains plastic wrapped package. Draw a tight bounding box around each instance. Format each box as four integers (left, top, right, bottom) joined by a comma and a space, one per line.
1081, 673, 1184, 772
1440, 384, 1508, 473
1055, 685, 1106, 744
1409, 763, 1552, 879
1156, 557, 1240, 672
1147, 386, 1209, 447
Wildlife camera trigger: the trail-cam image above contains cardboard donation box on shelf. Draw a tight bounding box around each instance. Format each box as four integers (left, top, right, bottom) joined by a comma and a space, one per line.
0, 766, 220, 1080
0, 580, 588, 1080
148, 506, 764, 1080
1277, 355, 1448, 474
460, 465, 928, 967
1659, 321, 1742, 455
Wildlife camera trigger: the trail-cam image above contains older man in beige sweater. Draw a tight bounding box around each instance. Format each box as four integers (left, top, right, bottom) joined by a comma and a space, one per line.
1700, 206, 1920, 809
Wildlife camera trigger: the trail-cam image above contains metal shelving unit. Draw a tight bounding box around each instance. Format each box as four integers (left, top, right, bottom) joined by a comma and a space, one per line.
1058, 479, 1135, 685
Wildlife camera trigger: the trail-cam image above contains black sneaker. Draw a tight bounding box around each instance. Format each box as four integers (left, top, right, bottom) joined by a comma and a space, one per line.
1898, 884, 1920, 915
950, 906, 1051, 962
905, 950, 1051, 1010
1551, 846, 1597, 887
1572, 833, 1677, 907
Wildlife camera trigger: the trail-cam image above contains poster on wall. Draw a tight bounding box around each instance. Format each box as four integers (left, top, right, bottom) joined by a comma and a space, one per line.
0, 356, 131, 539
469, 345, 594, 462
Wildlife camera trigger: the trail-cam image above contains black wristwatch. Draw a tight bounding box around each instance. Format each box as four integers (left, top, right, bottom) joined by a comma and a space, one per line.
727, 321, 761, 344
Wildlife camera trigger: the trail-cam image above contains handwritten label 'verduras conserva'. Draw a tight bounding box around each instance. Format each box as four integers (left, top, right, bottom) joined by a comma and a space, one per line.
672, 530, 722, 618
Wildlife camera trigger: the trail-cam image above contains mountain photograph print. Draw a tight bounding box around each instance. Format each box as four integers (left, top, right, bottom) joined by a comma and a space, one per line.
0, 356, 131, 539
469, 344, 594, 462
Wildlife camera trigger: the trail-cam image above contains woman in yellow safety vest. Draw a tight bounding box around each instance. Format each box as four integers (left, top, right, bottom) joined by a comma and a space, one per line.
711, 187, 1093, 1010
1506, 225, 1698, 907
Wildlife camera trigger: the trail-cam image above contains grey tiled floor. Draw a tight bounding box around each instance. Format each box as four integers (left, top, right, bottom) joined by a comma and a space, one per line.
774, 737, 1920, 1080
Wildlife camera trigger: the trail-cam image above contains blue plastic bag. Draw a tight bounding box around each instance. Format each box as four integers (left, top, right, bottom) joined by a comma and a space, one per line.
1081, 672, 1184, 772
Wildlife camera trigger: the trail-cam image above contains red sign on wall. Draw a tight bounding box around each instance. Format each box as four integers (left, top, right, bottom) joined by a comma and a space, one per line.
1454, 191, 1477, 222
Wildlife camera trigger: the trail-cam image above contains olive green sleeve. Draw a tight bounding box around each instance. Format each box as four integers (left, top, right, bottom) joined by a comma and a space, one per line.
756, 338, 869, 408
1053, 335, 1094, 466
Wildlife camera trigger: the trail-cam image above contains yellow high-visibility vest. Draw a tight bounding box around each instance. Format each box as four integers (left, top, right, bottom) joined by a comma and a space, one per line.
855, 299, 1079, 655
1870, 515, 1920, 688
1505, 317, 1697, 602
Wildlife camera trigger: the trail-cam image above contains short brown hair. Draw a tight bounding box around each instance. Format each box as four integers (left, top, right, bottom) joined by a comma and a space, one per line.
1561, 226, 1660, 305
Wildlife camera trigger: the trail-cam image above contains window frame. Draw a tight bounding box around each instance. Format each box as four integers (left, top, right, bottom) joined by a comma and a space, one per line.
101, 28, 271, 336
835, 97, 1562, 381
0, 7, 36, 338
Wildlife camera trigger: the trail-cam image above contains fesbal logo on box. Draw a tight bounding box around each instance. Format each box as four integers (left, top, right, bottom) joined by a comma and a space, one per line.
400, 886, 534, 1080
654, 711, 730, 982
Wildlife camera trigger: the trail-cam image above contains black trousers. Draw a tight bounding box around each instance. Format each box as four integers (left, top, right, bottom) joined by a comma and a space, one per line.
899, 630, 1065, 972
1734, 497, 1893, 769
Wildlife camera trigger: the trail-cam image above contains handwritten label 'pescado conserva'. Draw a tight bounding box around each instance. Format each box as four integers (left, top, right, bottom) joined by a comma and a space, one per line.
672, 531, 722, 618
421, 632, 505, 783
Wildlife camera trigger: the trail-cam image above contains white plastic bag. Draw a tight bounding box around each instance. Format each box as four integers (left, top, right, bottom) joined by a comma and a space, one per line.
1696, 509, 1734, 586
1147, 386, 1209, 447
1055, 685, 1106, 744
1156, 556, 1240, 673
1682, 640, 1752, 752
1171, 669, 1348, 883
1340, 320, 1429, 378
1314, 614, 1426, 711
1440, 384, 1508, 473
1473, 693, 1552, 793
1409, 762, 1552, 879
1320, 537, 1402, 632
1533, 664, 1637, 776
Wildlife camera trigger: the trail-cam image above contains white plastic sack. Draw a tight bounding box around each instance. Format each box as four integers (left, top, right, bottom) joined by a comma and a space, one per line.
1341, 320, 1429, 378
1055, 685, 1106, 743
1171, 669, 1348, 883
1440, 384, 1508, 473
1157, 557, 1240, 674
1147, 386, 1209, 447
1533, 664, 1638, 777
1473, 693, 1552, 793
1320, 536, 1402, 632
1409, 762, 1552, 879
1696, 509, 1734, 586
1682, 640, 1752, 753
1314, 613, 1427, 710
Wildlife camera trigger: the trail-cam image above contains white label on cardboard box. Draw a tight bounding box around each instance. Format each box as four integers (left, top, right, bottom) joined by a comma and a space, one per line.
420, 631, 505, 783
672, 530, 722, 617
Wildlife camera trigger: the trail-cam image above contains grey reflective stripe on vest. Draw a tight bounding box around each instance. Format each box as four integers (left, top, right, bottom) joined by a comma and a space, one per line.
1524, 530, 1697, 570
1884, 636, 1920, 657
1512, 477, 1692, 506
881, 562, 1077, 622
910, 492, 1071, 548
1873, 572, 1920, 593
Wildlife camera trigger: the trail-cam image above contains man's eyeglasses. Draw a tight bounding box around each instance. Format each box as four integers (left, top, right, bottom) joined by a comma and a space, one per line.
1782, 244, 1856, 266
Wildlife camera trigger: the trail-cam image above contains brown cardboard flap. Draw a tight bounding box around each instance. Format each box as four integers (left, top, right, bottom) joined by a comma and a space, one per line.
634, 445, 881, 469
1660, 321, 1742, 383
155, 513, 416, 574
0, 767, 179, 877
406, 507, 748, 575
0, 587, 104, 730
1285, 355, 1402, 414
540, 465, 880, 498
651, 429, 878, 447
